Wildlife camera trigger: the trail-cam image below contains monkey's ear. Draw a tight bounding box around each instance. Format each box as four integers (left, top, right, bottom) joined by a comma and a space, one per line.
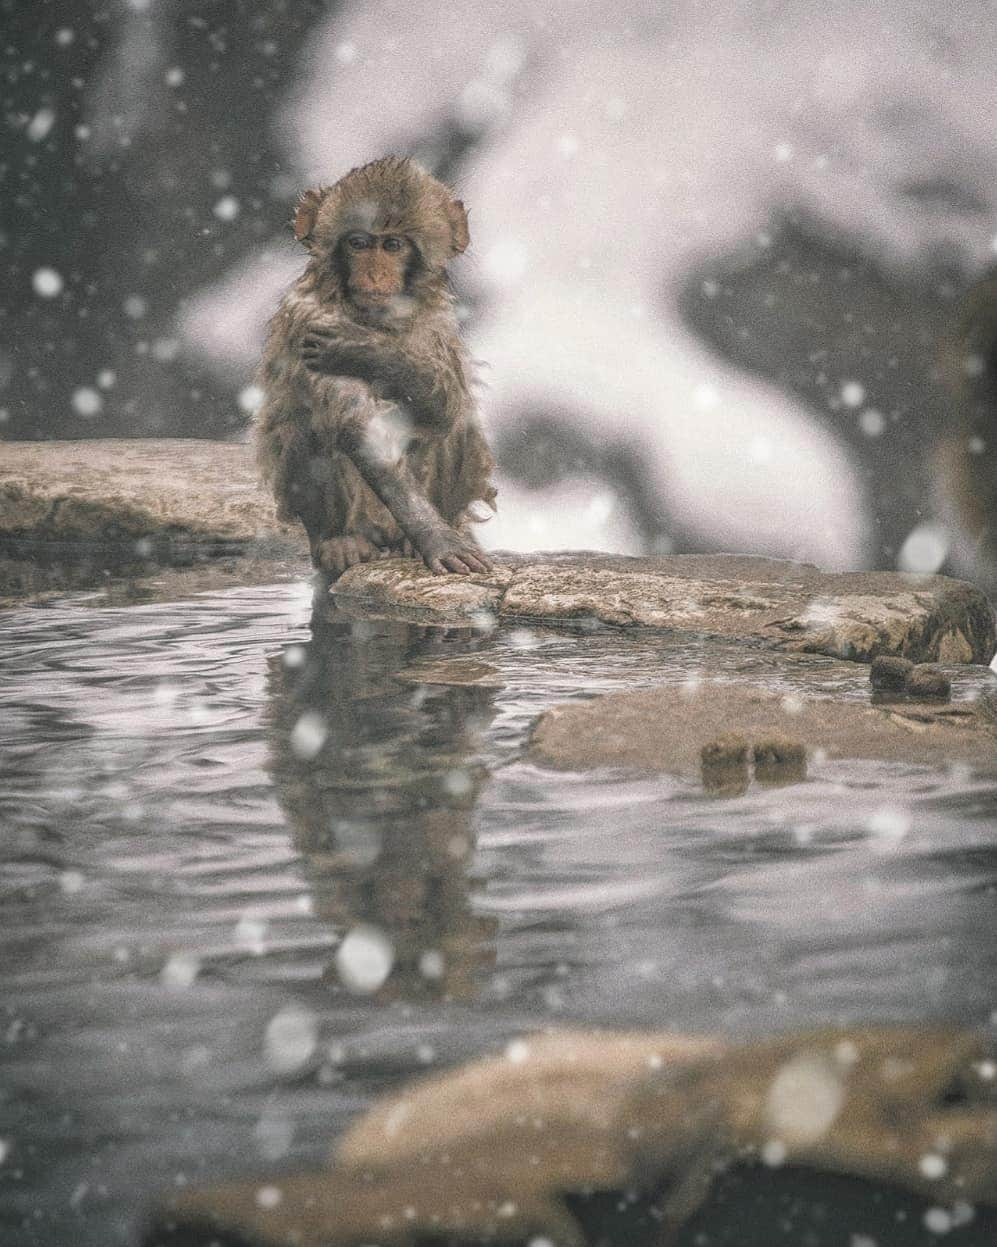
447, 199, 470, 255
293, 189, 323, 245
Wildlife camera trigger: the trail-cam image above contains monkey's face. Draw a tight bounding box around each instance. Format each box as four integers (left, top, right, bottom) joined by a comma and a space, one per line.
340, 231, 416, 321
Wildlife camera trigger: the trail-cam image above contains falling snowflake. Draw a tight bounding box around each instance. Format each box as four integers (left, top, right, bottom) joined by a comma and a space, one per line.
290, 711, 327, 759
71, 387, 103, 418
335, 924, 394, 994
264, 1004, 317, 1074
32, 268, 64, 298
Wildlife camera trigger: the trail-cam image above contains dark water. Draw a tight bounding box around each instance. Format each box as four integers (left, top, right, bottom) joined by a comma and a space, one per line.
1, 583, 995, 1246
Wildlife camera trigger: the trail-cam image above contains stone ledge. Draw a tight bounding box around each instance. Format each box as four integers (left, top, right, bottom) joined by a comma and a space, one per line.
0, 439, 303, 552
334, 553, 996, 666
3, 440, 995, 670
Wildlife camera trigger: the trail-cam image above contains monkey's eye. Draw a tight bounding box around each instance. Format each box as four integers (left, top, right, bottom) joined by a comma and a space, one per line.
382, 236, 406, 253
346, 233, 372, 250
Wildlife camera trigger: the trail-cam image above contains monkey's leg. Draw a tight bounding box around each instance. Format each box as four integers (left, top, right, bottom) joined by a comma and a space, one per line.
340, 412, 492, 576
284, 441, 391, 577
314, 533, 390, 576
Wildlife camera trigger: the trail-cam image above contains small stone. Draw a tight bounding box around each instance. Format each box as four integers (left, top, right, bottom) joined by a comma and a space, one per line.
905, 664, 951, 700
869, 655, 914, 691
753, 736, 806, 768
701, 733, 750, 797
700, 733, 749, 767
753, 735, 807, 784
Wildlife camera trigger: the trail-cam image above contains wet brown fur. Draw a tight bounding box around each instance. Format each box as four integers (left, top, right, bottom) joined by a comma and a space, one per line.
254, 157, 495, 571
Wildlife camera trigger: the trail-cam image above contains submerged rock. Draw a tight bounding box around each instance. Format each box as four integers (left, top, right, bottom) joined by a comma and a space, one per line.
532, 682, 997, 777
144, 1024, 997, 1247
870, 654, 915, 690
752, 734, 808, 784
700, 733, 751, 796
907, 663, 953, 700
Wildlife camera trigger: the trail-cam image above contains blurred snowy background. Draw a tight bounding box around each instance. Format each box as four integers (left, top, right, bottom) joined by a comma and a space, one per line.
2, 0, 996, 580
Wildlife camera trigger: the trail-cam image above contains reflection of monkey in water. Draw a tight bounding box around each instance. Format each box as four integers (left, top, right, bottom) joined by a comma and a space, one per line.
265, 604, 498, 1002
255, 157, 497, 578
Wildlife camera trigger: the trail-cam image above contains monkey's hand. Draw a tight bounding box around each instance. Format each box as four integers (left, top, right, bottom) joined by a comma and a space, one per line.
302, 322, 454, 432
301, 324, 387, 381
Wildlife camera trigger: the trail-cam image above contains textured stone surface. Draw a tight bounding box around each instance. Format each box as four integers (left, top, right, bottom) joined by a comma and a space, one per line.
335, 552, 995, 666
0, 439, 302, 551
146, 1025, 997, 1247
331, 557, 509, 620
531, 682, 997, 777
4, 443, 995, 669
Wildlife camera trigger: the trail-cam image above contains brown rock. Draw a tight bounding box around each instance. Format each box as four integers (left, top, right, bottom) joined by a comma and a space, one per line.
752, 734, 808, 784
869, 654, 914, 690
334, 552, 996, 666
700, 733, 751, 796
143, 1025, 997, 1247
532, 682, 997, 777
701, 733, 750, 767
0, 439, 302, 551
4, 444, 996, 671
905, 663, 952, 700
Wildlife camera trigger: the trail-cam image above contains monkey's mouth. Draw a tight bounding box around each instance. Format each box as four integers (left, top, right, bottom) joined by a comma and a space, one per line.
352, 289, 399, 306
353, 291, 415, 323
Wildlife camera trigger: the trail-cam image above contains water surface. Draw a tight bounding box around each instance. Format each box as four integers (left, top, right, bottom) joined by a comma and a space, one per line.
1, 583, 995, 1245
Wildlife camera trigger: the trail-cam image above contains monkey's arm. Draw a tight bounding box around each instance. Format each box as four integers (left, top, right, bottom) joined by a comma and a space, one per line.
337, 407, 491, 576
301, 325, 462, 434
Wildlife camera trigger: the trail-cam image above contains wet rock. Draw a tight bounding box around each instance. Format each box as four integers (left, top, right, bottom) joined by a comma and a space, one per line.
1, 440, 309, 605
870, 654, 915, 690
395, 657, 505, 687
906, 663, 952, 700
5, 444, 996, 670
752, 734, 808, 784
700, 733, 751, 796
700, 733, 750, 768
333, 553, 995, 666
979, 689, 997, 724
1, 439, 303, 551
331, 557, 508, 621
144, 1025, 997, 1247
532, 683, 997, 777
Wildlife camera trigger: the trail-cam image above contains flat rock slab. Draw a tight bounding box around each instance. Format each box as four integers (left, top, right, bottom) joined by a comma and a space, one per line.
532, 682, 997, 777
0, 439, 303, 553
146, 1025, 997, 1247
334, 552, 996, 666
4, 442, 995, 668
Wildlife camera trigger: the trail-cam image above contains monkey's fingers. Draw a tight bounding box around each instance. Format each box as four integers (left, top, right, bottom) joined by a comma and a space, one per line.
317, 535, 380, 576
462, 549, 492, 574
434, 553, 489, 576
301, 338, 334, 372
441, 547, 491, 575
304, 320, 347, 343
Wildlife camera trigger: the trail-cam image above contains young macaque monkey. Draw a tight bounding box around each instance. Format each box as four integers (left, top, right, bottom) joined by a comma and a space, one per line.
255, 156, 497, 577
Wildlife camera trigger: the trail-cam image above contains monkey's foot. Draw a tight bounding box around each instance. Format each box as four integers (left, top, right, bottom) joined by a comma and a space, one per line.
315, 535, 389, 576
415, 527, 493, 576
